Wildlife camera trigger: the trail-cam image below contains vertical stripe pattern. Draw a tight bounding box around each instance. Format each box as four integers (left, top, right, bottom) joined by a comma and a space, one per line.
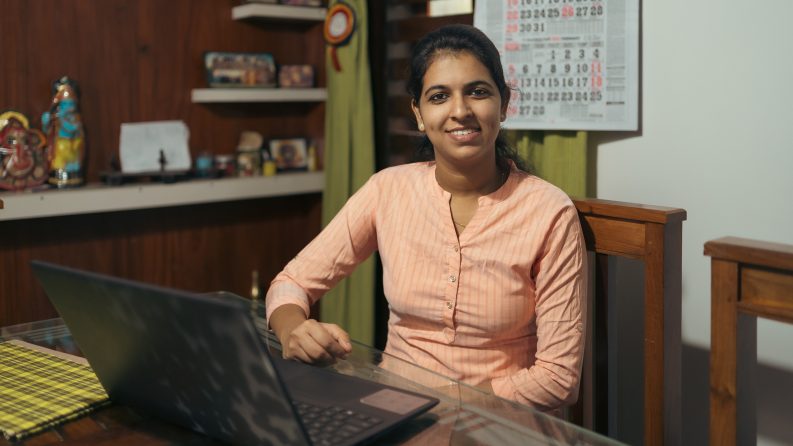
267, 162, 587, 411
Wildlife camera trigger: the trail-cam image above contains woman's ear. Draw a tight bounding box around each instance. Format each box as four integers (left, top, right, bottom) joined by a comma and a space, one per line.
411, 99, 425, 132
500, 100, 509, 122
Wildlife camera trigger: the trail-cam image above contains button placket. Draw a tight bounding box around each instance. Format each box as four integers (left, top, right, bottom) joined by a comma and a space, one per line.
442, 241, 462, 343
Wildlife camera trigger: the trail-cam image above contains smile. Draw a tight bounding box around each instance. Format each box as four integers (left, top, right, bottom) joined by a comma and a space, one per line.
449, 129, 477, 136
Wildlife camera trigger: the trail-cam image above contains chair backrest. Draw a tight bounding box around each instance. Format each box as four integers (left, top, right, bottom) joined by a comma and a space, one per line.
571, 198, 686, 446
704, 237, 793, 446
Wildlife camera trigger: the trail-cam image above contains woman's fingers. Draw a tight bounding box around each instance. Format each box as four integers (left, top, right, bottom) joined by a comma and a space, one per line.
284, 320, 352, 364
320, 323, 352, 356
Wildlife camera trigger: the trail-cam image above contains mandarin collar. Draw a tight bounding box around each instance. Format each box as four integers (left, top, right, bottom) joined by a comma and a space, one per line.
427, 161, 517, 206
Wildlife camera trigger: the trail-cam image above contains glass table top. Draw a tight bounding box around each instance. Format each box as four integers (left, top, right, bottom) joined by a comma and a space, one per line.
1, 317, 624, 446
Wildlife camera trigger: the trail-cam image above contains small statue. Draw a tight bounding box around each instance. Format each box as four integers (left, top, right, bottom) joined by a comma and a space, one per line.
42, 77, 85, 187
0, 111, 49, 191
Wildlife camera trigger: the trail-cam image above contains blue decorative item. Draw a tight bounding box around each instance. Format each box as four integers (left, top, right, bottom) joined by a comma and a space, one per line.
42, 77, 85, 187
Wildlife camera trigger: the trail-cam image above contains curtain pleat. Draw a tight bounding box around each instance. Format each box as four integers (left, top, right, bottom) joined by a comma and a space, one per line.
319, 0, 376, 345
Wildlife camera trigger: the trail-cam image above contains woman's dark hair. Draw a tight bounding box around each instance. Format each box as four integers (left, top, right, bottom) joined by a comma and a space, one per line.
407, 24, 528, 172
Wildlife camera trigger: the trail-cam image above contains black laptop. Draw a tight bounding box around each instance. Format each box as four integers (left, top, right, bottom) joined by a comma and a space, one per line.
30, 260, 438, 446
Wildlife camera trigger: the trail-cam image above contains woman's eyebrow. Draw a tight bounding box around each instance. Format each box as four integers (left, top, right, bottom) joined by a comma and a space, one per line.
465, 79, 496, 89
423, 84, 448, 94
423, 79, 494, 95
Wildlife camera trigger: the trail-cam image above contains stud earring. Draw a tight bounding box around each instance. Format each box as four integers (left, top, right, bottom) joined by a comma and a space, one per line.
418, 123, 425, 131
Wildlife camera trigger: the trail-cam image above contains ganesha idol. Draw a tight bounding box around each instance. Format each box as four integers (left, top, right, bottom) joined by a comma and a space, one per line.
0, 111, 49, 191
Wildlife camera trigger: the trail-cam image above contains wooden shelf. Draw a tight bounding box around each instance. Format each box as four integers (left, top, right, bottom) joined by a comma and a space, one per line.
0, 172, 324, 221
191, 88, 327, 103
231, 4, 327, 22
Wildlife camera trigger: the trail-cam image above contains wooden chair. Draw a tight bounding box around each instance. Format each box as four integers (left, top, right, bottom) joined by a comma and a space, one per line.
571, 198, 686, 446
705, 237, 793, 446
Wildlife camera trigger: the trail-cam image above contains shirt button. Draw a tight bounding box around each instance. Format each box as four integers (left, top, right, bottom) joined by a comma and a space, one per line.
446, 302, 453, 309
448, 275, 456, 283
453, 246, 459, 252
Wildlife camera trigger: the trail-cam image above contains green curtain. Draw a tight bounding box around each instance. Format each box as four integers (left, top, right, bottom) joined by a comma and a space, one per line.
505, 130, 590, 197
320, 0, 376, 346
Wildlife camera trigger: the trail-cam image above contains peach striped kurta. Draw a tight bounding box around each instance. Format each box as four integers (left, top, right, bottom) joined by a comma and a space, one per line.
266, 162, 587, 410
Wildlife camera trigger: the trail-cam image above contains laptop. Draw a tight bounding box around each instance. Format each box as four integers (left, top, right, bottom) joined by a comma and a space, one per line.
30, 260, 439, 446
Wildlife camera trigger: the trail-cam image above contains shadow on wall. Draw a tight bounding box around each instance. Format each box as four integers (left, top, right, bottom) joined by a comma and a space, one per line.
682, 344, 793, 446
609, 258, 793, 446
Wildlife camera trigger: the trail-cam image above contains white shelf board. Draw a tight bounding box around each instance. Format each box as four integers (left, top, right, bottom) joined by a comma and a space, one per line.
0, 172, 324, 221
191, 88, 327, 103
232, 4, 327, 22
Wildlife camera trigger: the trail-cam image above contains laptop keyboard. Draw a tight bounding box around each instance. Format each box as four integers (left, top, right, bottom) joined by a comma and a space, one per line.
293, 401, 383, 446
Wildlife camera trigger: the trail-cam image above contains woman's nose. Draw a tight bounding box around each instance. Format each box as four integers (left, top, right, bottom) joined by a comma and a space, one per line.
450, 95, 472, 119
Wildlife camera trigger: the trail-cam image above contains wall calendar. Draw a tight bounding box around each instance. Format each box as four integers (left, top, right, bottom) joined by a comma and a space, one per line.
474, 0, 639, 131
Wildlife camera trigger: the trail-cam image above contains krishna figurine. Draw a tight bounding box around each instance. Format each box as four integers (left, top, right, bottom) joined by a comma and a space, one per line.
42, 76, 85, 187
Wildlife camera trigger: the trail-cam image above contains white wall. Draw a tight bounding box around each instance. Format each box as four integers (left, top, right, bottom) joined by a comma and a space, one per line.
596, 0, 793, 444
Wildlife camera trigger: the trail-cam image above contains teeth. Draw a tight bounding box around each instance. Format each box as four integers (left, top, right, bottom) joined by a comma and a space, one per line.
451, 129, 475, 136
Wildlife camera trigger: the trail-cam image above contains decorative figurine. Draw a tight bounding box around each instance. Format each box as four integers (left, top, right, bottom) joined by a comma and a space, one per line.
0, 110, 49, 191
236, 131, 263, 177
42, 77, 85, 187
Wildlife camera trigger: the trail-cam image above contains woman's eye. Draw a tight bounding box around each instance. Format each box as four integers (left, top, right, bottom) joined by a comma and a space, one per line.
471, 88, 489, 97
429, 93, 448, 102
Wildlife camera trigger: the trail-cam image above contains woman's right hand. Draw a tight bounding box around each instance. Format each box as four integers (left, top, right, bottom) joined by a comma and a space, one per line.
269, 304, 352, 365
282, 319, 352, 365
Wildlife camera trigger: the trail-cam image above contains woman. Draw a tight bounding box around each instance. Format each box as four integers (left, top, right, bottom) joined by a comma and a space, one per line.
266, 24, 586, 412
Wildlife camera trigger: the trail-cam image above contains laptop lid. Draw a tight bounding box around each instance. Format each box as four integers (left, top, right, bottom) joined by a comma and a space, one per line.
30, 261, 438, 446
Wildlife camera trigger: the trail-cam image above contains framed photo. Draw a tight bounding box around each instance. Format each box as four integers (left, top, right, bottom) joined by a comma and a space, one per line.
204, 52, 276, 88
269, 138, 308, 171
279, 0, 322, 6
278, 65, 315, 88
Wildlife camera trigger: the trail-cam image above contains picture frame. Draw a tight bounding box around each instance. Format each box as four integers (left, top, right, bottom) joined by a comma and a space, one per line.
269, 138, 308, 171
204, 52, 277, 88
279, 0, 322, 6
278, 65, 315, 88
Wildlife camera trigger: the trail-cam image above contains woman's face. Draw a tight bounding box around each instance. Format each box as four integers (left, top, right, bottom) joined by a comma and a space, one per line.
411, 51, 507, 169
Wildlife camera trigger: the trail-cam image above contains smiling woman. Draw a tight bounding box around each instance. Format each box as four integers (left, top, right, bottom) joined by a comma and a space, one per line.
411, 53, 504, 174
265, 24, 588, 413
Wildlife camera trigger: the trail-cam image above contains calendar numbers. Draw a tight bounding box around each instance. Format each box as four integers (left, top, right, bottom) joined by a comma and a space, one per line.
480, 0, 637, 130
503, 0, 607, 120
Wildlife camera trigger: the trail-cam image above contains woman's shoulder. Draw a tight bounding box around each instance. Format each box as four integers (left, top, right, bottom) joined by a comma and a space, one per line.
511, 171, 576, 210
370, 162, 433, 187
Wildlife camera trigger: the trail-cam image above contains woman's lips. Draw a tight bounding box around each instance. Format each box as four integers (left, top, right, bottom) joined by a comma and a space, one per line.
447, 128, 481, 143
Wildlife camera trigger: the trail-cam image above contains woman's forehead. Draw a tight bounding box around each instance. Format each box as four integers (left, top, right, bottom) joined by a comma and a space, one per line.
423, 51, 493, 84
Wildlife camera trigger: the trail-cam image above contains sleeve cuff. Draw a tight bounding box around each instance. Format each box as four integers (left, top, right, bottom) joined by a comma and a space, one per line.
265, 282, 312, 322
491, 375, 519, 402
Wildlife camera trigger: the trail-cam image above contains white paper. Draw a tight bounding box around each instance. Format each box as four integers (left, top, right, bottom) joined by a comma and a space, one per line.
474, 0, 639, 131
428, 0, 473, 17
119, 121, 191, 173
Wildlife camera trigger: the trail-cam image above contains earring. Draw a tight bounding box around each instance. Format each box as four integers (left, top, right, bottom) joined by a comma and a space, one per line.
418, 123, 425, 131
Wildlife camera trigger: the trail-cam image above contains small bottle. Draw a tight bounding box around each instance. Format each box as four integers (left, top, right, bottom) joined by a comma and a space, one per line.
307, 146, 317, 172
261, 149, 277, 176
250, 269, 265, 319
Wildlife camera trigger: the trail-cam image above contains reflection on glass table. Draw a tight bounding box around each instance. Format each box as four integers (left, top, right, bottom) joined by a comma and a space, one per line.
1, 317, 624, 446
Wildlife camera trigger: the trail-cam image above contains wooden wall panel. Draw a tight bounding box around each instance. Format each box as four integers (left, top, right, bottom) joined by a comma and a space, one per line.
0, 194, 322, 327
0, 0, 326, 326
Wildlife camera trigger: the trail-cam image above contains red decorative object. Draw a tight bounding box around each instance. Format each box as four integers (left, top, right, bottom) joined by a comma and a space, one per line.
0, 111, 49, 191
323, 2, 355, 72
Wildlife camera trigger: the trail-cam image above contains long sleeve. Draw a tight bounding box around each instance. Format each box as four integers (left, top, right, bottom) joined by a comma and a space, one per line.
490, 205, 587, 410
265, 176, 379, 321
